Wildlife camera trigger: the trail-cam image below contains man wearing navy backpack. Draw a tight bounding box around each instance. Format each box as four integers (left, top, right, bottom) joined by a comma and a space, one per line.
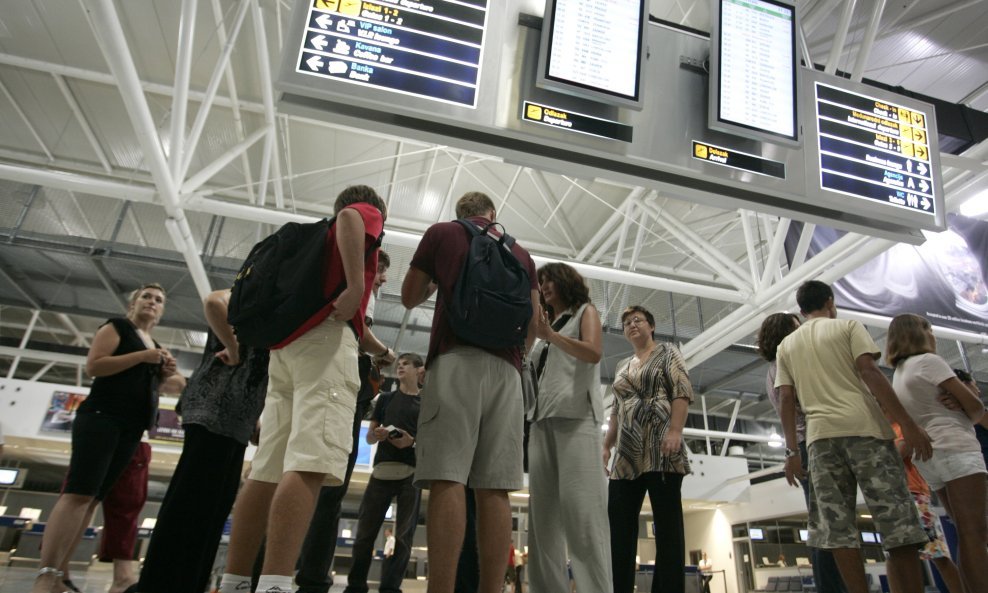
218, 185, 393, 593
402, 192, 539, 593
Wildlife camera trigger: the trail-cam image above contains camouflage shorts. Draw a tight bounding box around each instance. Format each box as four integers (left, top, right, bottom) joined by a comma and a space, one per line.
807, 437, 927, 550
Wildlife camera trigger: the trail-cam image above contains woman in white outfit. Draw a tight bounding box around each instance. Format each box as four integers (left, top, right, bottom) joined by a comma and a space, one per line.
886, 313, 987, 593
527, 262, 611, 593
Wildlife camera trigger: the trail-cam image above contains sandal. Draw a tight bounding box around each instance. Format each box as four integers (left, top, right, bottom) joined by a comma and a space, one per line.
34, 568, 64, 593
62, 578, 82, 593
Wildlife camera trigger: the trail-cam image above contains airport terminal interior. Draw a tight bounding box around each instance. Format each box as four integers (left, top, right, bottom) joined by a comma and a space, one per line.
1, 0, 987, 591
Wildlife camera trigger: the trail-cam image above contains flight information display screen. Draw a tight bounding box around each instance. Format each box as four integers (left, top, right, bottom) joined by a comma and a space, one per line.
295, 0, 489, 107
711, 0, 798, 144
537, 0, 647, 109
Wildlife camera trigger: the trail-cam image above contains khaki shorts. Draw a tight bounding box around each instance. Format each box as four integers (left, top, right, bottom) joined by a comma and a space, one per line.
250, 318, 360, 486
414, 346, 524, 491
807, 437, 927, 550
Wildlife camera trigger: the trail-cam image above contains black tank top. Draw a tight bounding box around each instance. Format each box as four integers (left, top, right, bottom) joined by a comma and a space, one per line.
78, 318, 160, 429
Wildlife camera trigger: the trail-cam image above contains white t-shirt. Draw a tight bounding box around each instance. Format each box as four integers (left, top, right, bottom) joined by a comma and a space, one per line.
893, 353, 979, 452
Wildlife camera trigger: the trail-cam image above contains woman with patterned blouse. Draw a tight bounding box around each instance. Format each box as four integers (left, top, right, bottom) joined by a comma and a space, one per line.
604, 305, 694, 593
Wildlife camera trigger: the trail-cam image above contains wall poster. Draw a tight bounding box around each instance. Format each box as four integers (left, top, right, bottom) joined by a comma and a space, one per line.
786, 214, 988, 334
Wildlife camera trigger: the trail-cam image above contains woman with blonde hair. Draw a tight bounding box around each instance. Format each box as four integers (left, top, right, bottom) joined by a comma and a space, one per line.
887, 313, 987, 593
32, 283, 179, 593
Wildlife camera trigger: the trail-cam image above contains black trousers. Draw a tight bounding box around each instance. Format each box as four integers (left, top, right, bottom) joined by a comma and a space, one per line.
294, 397, 373, 593
343, 475, 421, 593
137, 424, 246, 593
608, 472, 685, 593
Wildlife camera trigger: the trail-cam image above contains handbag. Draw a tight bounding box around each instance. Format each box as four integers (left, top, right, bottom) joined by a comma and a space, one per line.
521, 355, 538, 421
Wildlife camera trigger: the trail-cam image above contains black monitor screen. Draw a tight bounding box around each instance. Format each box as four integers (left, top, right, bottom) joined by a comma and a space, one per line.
0, 469, 19, 486
710, 0, 799, 144
537, 0, 648, 109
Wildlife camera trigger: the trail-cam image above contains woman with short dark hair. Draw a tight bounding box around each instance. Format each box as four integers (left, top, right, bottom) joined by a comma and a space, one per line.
605, 305, 693, 593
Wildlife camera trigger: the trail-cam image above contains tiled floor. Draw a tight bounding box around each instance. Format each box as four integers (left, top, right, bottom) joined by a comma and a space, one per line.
0, 563, 430, 593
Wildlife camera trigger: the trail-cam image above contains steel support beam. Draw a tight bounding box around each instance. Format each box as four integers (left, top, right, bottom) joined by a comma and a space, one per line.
0, 78, 54, 161
0, 162, 157, 202
210, 0, 257, 203
701, 396, 712, 454
170, 0, 198, 181
0, 260, 42, 310
52, 74, 113, 173
178, 0, 252, 182
720, 399, 744, 456
826, 0, 858, 76
704, 359, 767, 394
496, 165, 523, 215
529, 169, 578, 252
644, 197, 752, 292
437, 152, 466, 221
90, 258, 129, 311
577, 188, 644, 261
83, 0, 213, 298
790, 223, 816, 270
181, 125, 270, 194
851, 0, 886, 82
0, 345, 88, 367
841, 310, 988, 347
384, 141, 404, 209
756, 218, 791, 293
250, 0, 285, 209
628, 197, 650, 271
56, 313, 89, 347
30, 361, 57, 382
7, 310, 41, 378
740, 210, 762, 286
683, 233, 894, 368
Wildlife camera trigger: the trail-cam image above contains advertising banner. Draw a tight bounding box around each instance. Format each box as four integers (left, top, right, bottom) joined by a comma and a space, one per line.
786, 214, 988, 334
40, 391, 88, 433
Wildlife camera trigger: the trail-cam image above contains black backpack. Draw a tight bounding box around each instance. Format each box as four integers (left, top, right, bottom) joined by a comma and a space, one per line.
228, 217, 383, 348
447, 219, 533, 349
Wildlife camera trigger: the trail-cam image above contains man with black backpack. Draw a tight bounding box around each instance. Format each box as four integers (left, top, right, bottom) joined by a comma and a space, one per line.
401, 191, 539, 593
218, 185, 392, 593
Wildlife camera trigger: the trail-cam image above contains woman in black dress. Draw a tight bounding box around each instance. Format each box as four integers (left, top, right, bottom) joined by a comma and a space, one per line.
32, 283, 178, 593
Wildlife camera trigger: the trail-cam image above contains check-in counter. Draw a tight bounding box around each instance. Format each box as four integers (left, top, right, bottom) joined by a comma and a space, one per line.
635, 565, 705, 593
0, 516, 31, 553
10, 522, 99, 567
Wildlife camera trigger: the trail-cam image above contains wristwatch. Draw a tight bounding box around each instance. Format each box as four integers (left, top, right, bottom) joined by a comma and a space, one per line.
784, 447, 798, 458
